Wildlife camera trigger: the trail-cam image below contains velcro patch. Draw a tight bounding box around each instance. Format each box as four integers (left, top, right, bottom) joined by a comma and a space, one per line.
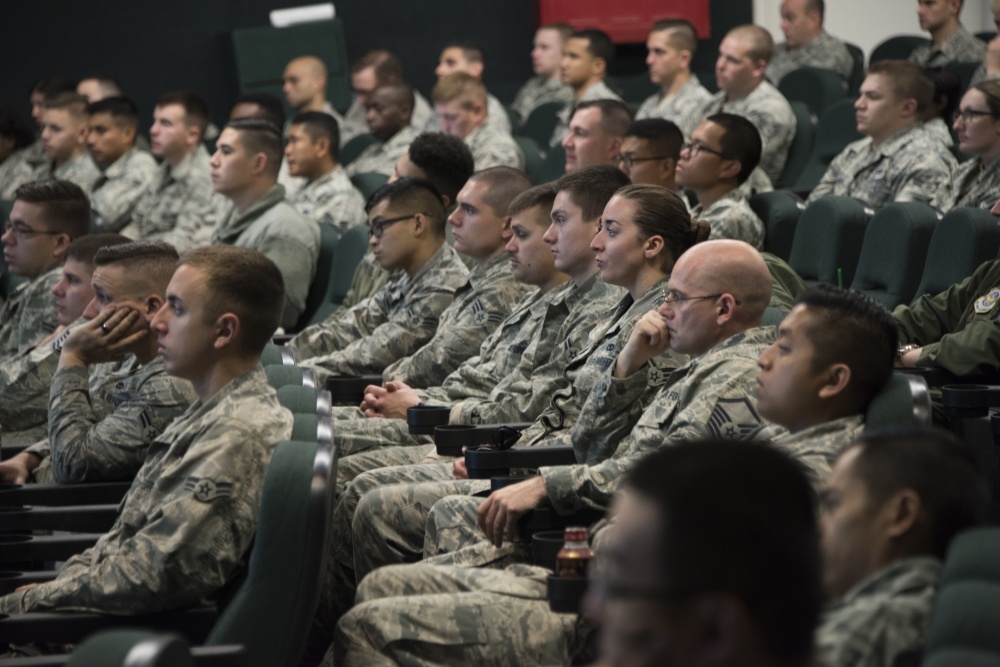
184, 476, 234, 502
470, 299, 505, 326
707, 397, 762, 439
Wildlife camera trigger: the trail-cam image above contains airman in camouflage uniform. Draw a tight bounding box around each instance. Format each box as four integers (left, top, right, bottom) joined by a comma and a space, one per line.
346, 125, 419, 178
766, 31, 855, 86
123, 145, 220, 252
329, 253, 390, 319
510, 75, 574, 126
691, 191, 766, 249
291, 243, 468, 381
464, 124, 524, 171
760, 415, 865, 491
549, 80, 625, 147
636, 76, 713, 138
89, 146, 159, 232
806, 123, 956, 211
910, 24, 986, 67
340, 91, 434, 148
34, 152, 102, 192
0, 265, 61, 361
948, 156, 1000, 210
0, 141, 46, 199
0, 365, 293, 615
290, 165, 367, 236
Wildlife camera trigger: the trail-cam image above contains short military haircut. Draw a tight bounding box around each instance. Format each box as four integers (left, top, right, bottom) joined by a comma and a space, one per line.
156, 90, 211, 135
926, 65, 962, 122
866, 60, 934, 113
574, 99, 633, 138
77, 75, 123, 98
86, 96, 140, 130
846, 428, 989, 559
232, 92, 286, 128
707, 113, 762, 184
794, 286, 897, 409
624, 118, 684, 160
352, 49, 405, 85
13, 180, 90, 239
366, 177, 447, 235
0, 106, 35, 149
290, 111, 341, 162
43, 93, 89, 119
95, 240, 180, 298
626, 440, 821, 664
66, 233, 130, 270
31, 77, 76, 98
571, 29, 615, 65
729, 24, 775, 64
614, 184, 711, 271
507, 183, 557, 222
224, 118, 283, 178
554, 164, 631, 221
469, 166, 533, 218
805, 0, 826, 20
443, 41, 487, 67
974, 79, 1000, 117
539, 22, 574, 42
407, 132, 476, 205
432, 72, 487, 108
651, 19, 699, 55
179, 246, 285, 357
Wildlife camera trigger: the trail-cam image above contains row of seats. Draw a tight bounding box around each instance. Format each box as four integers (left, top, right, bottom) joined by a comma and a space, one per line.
751, 194, 1000, 309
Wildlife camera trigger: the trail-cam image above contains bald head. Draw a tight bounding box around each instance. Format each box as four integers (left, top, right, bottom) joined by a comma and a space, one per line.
727, 25, 775, 64
283, 56, 329, 111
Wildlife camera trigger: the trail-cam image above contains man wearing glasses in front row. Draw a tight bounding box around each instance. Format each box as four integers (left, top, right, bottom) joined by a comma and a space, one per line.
0, 180, 90, 364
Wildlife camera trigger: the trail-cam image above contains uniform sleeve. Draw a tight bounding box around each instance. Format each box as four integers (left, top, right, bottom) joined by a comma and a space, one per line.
329, 254, 390, 319
807, 149, 850, 203
145, 194, 225, 254
890, 150, 954, 211
47, 367, 192, 483
0, 419, 272, 615
817, 597, 930, 667
288, 289, 391, 360
90, 166, 158, 232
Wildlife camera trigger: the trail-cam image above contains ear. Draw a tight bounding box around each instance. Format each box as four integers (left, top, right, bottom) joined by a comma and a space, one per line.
718, 158, 742, 182
716, 293, 739, 323
144, 294, 165, 318
122, 124, 137, 143
751, 58, 768, 81
250, 151, 269, 176
818, 363, 852, 400
900, 97, 918, 118
185, 124, 201, 149
213, 312, 240, 350
593, 57, 608, 78
468, 62, 484, 79
413, 211, 429, 237
51, 232, 71, 261
659, 157, 677, 180
886, 488, 922, 539
75, 122, 90, 145
679, 50, 693, 69
606, 135, 624, 161
643, 234, 665, 260
314, 135, 331, 160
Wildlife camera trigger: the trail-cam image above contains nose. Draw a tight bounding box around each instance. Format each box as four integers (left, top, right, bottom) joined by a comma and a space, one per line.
51, 278, 66, 297
757, 344, 774, 370
990, 196, 1000, 216
209, 150, 220, 167
150, 302, 169, 333
542, 222, 557, 245
1, 226, 15, 245
82, 296, 100, 321
561, 131, 573, 150
646, 52, 654, 66
504, 235, 517, 253
447, 208, 462, 227
590, 229, 604, 251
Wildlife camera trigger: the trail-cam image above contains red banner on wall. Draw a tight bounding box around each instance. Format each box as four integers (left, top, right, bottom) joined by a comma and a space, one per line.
539, 0, 712, 43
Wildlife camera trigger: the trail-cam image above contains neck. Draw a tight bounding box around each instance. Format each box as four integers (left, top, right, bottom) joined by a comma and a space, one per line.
56, 145, 86, 169
134, 335, 160, 365
662, 70, 692, 97
300, 96, 327, 113
166, 146, 196, 169
627, 267, 667, 301
403, 238, 444, 277
307, 161, 337, 185
472, 245, 507, 268
574, 77, 601, 99
537, 271, 571, 294
101, 147, 131, 168
724, 80, 759, 103
931, 20, 959, 46
230, 179, 276, 215
693, 182, 737, 209
870, 119, 915, 148
784, 406, 857, 434
570, 266, 598, 289
190, 356, 257, 403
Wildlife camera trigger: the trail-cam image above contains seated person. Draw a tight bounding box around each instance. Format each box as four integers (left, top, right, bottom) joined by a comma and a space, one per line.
816, 428, 988, 666
0, 246, 294, 616
695, 25, 796, 184
286, 177, 468, 379
430, 42, 511, 134
77, 75, 124, 104
562, 99, 632, 173
947, 80, 1000, 209
0, 105, 38, 195
0, 234, 129, 448
126, 90, 222, 252
1, 240, 197, 484
909, 0, 986, 67
282, 56, 344, 128
616, 118, 684, 189
549, 29, 625, 146
210, 118, 320, 329
0, 180, 89, 361
676, 113, 766, 248
345, 83, 420, 178
807, 60, 956, 211
340, 49, 433, 145
229, 91, 285, 127
285, 111, 367, 237
35, 93, 100, 191
509, 23, 574, 125
432, 73, 524, 171
636, 20, 713, 137
765, 0, 854, 85
921, 65, 962, 147
334, 134, 475, 318
86, 96, 159, 232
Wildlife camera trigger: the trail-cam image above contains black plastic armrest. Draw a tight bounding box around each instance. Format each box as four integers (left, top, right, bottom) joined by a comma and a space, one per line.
1, 645, 247, 667
0, 481, 131, 507
1, 444, 29, 459
897, 366, 1000, 388
941, 383, 1000, 419
324, 375, 383, 404
0, 570, 58, 596
434, 422, 532, 456
0, 607, 219, 646
0, 533, 103, 564
271, 334, 294, 345
0, 504, 119, 533
465, 444, 576, 479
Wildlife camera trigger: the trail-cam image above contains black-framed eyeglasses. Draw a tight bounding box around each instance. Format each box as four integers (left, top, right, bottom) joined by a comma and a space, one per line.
953, 108, 995, 123
680, 141, 728, 159
369, 213, 420, 238
616, 153, 670, 169
664, 291, 741, 306
3, 220, 62, 242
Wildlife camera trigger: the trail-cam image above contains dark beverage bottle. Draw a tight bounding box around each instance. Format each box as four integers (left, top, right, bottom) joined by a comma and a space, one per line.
555, 526, 593, 577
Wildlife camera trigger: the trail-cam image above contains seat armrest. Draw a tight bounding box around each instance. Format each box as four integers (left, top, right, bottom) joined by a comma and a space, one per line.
0, 504, 118, 533
0, 533, 103, 563
465, 444, 575, 479
324, 375, 383, 405
0, 607, 218, 646
0, 481, 130, 507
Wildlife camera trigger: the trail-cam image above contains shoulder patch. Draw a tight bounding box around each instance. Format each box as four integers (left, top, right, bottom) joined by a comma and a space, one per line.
975, 288, 1000, 314
184, 476, 234, 502
707, 397, 762, 439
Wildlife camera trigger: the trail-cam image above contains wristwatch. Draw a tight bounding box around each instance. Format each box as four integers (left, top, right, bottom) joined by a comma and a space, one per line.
897, 344, 920, 362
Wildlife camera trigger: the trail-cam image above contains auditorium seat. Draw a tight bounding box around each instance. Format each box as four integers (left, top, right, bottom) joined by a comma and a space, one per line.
787, 195, 871, 288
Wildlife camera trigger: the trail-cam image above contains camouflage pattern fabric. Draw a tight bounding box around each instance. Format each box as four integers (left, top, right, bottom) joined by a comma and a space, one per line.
464, 124, 525, 171
0, 140, 45, 199
330, 252, 391, 319
766, 31, 855, 85
89, 147, 159, 232
290, 165, 367, 236
635, 75, 714, 138
33, 152, 102, 192
756, 414, 865, 492
549, 80, 625, 147
909, 25, 986, 67
510, 75, 574, 126
346, 125, 420, 178
948, 156, 1000, 211
0, 264, 60, 362
691, 190, 766, 249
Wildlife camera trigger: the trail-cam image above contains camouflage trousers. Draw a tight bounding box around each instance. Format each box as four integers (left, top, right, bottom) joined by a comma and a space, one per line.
332, 416, 432, 460
335, 443, 435, 499
328, 562, 577, 667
